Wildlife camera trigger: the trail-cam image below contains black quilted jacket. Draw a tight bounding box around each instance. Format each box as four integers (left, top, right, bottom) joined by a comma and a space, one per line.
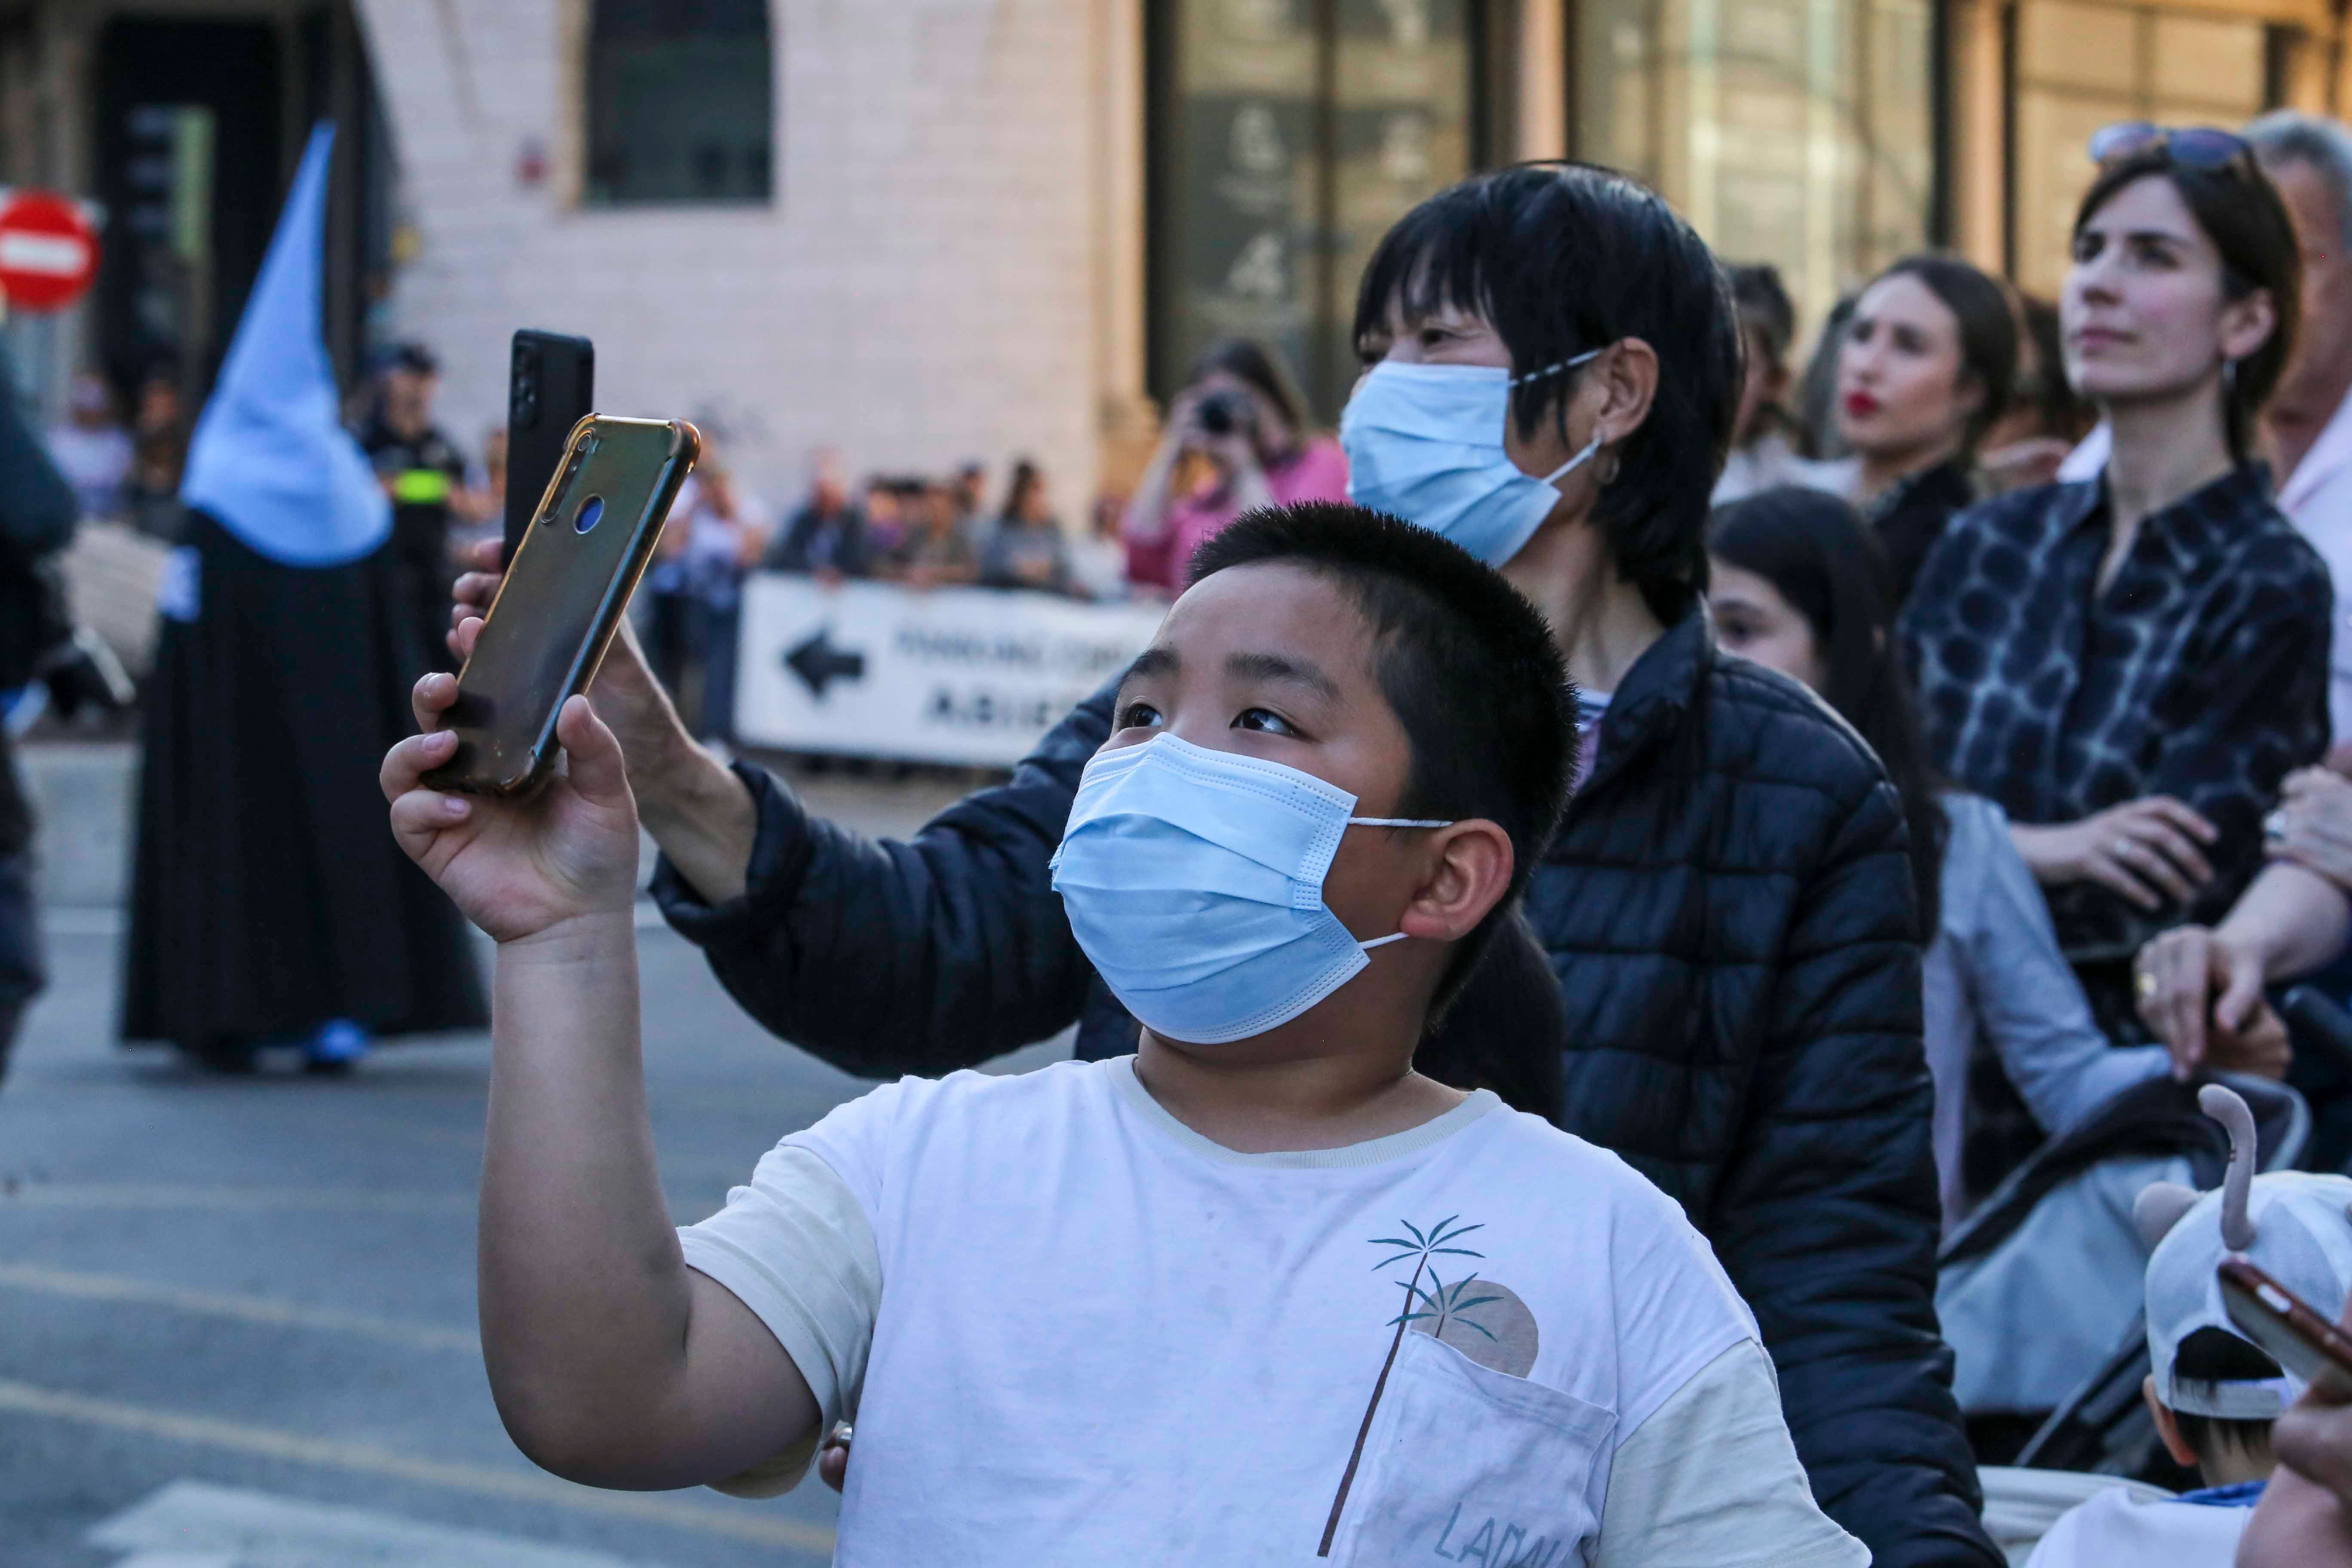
656, 610, 1995, 1566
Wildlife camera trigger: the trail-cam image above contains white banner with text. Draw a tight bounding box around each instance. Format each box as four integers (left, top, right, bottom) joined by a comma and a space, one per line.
733, 576, 1167, 767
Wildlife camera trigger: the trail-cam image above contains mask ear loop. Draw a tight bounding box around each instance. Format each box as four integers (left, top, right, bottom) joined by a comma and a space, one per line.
1348, 818, 1456, 949
1511, 346, 1609, 490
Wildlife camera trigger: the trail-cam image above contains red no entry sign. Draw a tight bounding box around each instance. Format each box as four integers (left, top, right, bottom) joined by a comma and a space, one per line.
0, 191, 99, 313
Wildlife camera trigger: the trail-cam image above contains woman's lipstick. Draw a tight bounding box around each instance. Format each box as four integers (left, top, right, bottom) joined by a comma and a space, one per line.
1843, 391, 1880, 419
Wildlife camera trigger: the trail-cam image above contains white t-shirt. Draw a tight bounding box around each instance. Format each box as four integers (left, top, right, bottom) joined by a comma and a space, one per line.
2022, 1485, 2251, 1568
679, 1057, 1865, 1567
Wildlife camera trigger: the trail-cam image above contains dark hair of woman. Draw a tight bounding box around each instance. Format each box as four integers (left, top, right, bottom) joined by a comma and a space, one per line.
1352, 161, 1744, 625
1870, 253, 2020, 452
1727, 263, 1797, 369
2015, 293, 2097, 442
999, 457, 1044, 520
1709, 486, 1946, 930
1186, 337, 1311, 441
2074, 142, 2302, 461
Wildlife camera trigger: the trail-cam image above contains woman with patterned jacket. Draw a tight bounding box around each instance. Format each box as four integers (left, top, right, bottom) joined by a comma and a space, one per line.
1903, 126, 2332, 1050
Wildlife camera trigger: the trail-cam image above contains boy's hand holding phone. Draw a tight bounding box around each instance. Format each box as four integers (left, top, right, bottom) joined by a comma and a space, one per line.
382, 694, 640, 943
437, 540, 758, 906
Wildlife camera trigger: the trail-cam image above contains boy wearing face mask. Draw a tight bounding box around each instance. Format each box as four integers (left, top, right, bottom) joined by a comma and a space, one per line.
381, 501, 1862, 1566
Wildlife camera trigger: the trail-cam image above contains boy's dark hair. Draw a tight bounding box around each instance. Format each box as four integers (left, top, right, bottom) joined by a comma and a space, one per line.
2075, 144, 2301, 462
1352, 162, 1743, 627
1192, 501, 1579, 1014
2169, 1325, 2284, 1464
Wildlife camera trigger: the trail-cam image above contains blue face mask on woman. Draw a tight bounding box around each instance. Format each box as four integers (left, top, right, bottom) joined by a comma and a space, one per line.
1048, 733, 1452, 1045
1339, 352, 1602, 567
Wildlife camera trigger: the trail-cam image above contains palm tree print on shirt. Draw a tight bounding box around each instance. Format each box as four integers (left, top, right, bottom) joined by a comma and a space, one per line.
1320, 1215, 1539, 1556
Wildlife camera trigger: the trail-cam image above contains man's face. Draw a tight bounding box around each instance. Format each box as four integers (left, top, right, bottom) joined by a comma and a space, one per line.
1104, 562, 1431, 943
384, 368, 435, 427
2264, 156, 2352, 414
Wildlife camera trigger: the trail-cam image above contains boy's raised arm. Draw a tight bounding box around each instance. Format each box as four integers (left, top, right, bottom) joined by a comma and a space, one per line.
383, 696, 819, 1490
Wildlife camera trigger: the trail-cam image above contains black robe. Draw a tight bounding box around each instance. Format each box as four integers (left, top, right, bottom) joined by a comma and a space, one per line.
121, 509, 485, 1050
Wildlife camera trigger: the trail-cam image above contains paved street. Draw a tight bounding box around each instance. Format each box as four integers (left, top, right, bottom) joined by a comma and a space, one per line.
0, 754, 1061, 1566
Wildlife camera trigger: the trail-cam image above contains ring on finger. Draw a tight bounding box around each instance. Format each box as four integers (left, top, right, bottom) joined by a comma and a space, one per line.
2136, 967, 2159, 1000
2265, 810, 2288, 844
2113, 838, 2138, 861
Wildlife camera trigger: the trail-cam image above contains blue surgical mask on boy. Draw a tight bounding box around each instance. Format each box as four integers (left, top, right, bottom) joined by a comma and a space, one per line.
1048, 733, 1452, 1045
1339, 352, 1603, 567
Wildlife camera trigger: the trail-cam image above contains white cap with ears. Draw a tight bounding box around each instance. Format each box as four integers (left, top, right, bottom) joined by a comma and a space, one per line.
2138, 1086, 2352, 1418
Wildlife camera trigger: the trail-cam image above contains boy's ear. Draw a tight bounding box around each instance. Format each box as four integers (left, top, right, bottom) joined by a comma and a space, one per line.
1395, 820, 1515, 944
2144, 1375, 2202, 1470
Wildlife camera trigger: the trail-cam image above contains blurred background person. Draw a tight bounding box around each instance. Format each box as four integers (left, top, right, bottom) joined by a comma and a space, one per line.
765, 447, 872, 583
885, 480, 979, 588
2245, 112, 2352, 765
978, 457, 1070, 594
674, 448, 770, 744
123, 126, 482, 1076
123, 365, 188, 542
1832, 254, 2018, 602
1709, 487, 2180, 1228
1904, 128, 2327, 1046
1067, 493, 1132, 602
44, 372, 133, 522
1978, 294, 2098, 495
1795, 292, 1860, 462
949, 459, 988, 538
1121, 336, 1345, 589
1712, 263, 1838, 504
359, 342, 472, 673
0, 342, 82, 1089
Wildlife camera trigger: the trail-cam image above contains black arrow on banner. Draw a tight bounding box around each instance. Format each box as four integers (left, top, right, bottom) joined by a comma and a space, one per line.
785, 626, 867, 700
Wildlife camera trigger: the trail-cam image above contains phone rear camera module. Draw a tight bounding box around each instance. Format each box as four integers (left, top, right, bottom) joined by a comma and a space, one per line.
573, 495, 605, 535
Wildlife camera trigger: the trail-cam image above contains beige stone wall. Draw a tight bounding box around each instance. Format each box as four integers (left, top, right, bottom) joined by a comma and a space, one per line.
354, 0, 1118, 509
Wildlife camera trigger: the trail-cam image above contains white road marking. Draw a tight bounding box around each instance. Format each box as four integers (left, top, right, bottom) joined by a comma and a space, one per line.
0, 1380, 835, 1552
0, 1183, 474, 1213
0, 1262, 479, 1353
91, 1478, 654, 1565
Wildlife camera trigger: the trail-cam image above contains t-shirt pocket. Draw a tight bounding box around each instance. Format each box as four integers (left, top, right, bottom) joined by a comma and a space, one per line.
1329, 1330, 1616, 1568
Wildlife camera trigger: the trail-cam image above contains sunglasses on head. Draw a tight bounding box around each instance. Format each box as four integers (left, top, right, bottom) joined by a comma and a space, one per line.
2087, 121, 2251, 169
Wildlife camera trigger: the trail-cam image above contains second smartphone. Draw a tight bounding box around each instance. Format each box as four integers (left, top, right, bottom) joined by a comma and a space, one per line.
505, 330, 595, 563
426, 415, 700, 797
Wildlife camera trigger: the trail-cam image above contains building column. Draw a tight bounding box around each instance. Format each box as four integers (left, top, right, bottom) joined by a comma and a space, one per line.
1516, 0, 1567, 160
1948, 0, 2006, 278
1095, 0, 1156, 495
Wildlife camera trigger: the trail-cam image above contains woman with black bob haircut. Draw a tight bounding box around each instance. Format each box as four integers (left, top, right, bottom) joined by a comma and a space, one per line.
1340, 162, 1996, 1568
1710, 485, 2175, 1229
1903, 128, 2333, 1048
1829, 254, 2019, 602
440, 162, 1993, 1562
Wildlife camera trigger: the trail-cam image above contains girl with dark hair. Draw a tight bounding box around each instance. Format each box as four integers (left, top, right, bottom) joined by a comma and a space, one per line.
1832, 254, 2019, 600
1904, 130, 2333, 1047
1120, 337, 1348, 590
977, 458, 1071, 595
1709, 486, 2173, 1226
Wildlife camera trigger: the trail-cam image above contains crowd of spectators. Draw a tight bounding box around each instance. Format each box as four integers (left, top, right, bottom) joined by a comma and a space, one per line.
72, 104, 2352, 1560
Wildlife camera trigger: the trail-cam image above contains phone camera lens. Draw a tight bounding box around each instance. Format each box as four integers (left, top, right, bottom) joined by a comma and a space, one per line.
573, 495, 605, 535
